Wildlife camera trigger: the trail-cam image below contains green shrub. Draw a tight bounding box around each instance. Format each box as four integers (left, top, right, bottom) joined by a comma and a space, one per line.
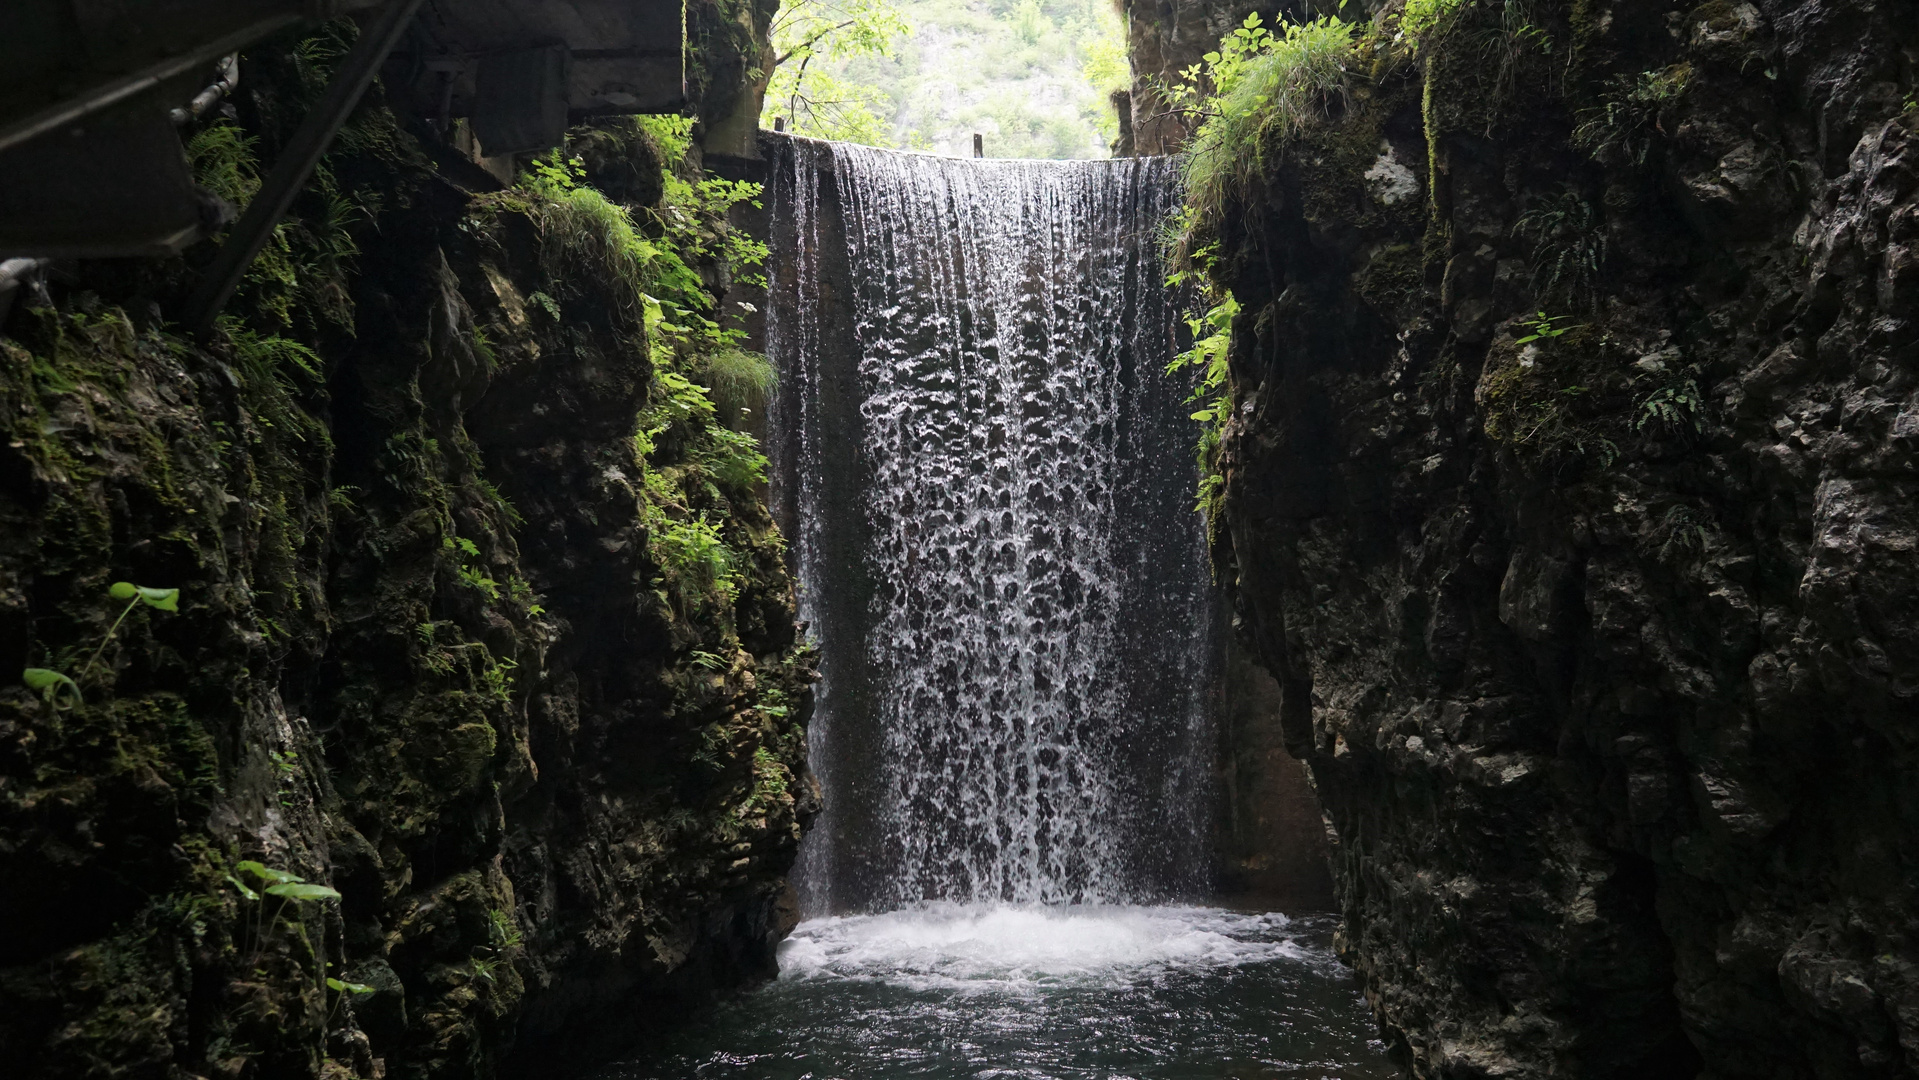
1173, 14, 1358, 241
1573, 64, 1691, 167
697, 348, 778, 422
1513, 188, 1609, 311
1395, 0, 1472, 52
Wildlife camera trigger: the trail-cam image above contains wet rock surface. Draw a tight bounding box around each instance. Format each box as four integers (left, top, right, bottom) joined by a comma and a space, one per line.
0, 21, 810, 1080
1201, 0, 1919, 1075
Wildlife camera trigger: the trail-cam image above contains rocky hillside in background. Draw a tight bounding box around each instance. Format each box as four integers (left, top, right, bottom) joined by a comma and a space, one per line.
0, 12, 812, 1080
1119, 0, 1295, 153
1173, 0, 1919, 1075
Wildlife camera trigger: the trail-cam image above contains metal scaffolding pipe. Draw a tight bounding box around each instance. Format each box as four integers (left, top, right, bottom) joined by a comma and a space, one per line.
184, 0, 427, 331
170, 55, 241, 125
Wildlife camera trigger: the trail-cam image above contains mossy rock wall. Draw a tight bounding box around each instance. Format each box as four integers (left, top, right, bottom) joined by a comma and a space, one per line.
1180, 0, 1919, 1075
0, 26, 810, 1080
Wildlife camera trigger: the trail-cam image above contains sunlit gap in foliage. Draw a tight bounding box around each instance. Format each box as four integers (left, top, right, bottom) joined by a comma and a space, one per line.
761, 0, 1131, 158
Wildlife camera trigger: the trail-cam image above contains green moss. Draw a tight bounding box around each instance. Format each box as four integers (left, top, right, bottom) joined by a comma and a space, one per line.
1475, 321, 1637, 467
1, 17, 812, 1078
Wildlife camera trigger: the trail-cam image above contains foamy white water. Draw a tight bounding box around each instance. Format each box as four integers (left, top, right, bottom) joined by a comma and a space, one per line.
765, 136, 1214, 912
601, 909, 1394, 1080
778, 905, 1324, 991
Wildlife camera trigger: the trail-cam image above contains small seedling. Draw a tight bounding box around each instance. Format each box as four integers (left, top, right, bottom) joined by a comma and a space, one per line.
22, 668, 81, 709
325, 975, 376, 1025
1515, 312, 1585, 344
231, 859, 341, 959
22, 581, 180, 708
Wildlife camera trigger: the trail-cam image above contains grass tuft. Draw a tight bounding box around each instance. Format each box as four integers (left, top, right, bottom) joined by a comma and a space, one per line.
1175, 15, 1358, 257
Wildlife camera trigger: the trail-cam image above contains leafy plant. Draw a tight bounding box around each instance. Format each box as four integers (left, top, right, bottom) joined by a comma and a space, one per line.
23, 581, 181, 708
487, 907, 525, 951
235, 860, 341, 903
1394, 0, 1470, 53
480, 656, 518, 705
653, 513, 739, 610
506, 576, 545, 616
1656, 504, 1711, 564
1514, 312, 1584, 344
229, 859, 341, 967
188, 119, 364, 333
1513, 188, 1608, 311
325, 975, 376, 1026
1635, 377, 1704, 434
445, 534, 503, 600
1166, 13, 1357, 260
1573, 64, 1692, 167
1165, 289, 1239, 533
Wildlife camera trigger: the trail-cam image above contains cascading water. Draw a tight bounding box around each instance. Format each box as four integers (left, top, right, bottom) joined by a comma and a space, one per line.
763, 136, 1216, 913
595, 138, 1392, 1079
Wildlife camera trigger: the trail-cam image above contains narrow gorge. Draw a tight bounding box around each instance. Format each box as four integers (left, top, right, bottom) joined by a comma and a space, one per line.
3, 0, 1918, 1078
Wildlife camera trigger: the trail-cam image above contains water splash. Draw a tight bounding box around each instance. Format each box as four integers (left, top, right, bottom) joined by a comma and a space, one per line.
778, 906, 1311, 992
765, 138, 1214, 913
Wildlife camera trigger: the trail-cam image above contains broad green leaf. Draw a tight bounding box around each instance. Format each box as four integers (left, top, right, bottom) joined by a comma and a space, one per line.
109, 582, 138, 600
136, 586, 179, 611
22, 667, 80, 707
226, 874, 260, 902
23, 667, 72, 691
265, 882, 341, 902
237, 860, 303, 885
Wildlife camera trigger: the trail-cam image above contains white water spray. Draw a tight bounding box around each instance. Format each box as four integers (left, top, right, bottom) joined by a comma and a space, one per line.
766, 139, 1213, 913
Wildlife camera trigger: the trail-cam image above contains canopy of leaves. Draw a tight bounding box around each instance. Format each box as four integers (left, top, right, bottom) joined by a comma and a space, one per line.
763, 0, 1130, 158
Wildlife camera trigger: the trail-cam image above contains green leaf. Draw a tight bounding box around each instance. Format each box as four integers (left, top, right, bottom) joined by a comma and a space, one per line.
22, 667, 80, 707
265, 882, 340, 902
135, 586, 179, 611
327, 978, 375, 994
109, 582, 138, 600
24, 667, 71, 691
226, 874, 260, 902
237, 860, 303, 885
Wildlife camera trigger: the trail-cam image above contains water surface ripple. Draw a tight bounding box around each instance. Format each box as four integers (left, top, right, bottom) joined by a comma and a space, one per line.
600, 906, 1394, 1080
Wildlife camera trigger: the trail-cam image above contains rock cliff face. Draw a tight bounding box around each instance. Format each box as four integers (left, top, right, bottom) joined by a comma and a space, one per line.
0, 12, 809, 1080
1188, 0, 1919, 1075
1120, 0, 1274, 153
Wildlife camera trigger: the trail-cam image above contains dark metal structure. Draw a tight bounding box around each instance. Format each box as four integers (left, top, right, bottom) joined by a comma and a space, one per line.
392, 1, 687, 154
0, 0, 687, 316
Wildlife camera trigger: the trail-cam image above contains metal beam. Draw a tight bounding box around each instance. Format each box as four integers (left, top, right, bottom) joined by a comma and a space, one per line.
0, 14, 300, 156
184, 0, 427, 332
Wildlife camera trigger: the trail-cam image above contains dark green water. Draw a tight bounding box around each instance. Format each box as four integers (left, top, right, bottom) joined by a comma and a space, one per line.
598, 905, 1394, 1080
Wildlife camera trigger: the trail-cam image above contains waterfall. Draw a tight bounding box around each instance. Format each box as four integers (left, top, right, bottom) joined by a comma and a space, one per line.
763, 136, 1215, 914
